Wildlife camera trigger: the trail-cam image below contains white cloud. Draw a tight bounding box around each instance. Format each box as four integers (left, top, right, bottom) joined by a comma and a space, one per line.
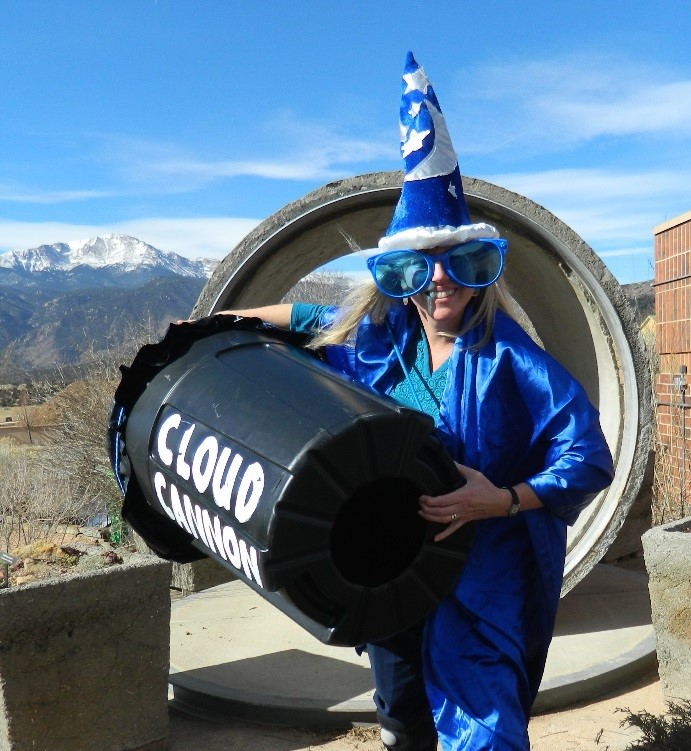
0, 185, 116, 204
147, 157, 344, 182
598, 246, 652, 259
454, 56, 691, 154
115, 218, 260, 258
114, 111, 393, 186
140, 138, 391, 184
0, 217, 260, 259
549, 207, 661, 244
490, 167, 690, 202
486, 166, 690, 245
550, 81, 691, 139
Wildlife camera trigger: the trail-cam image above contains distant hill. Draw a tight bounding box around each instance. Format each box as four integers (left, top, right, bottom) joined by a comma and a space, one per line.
0, 276, 206, 376
0, 235, 213, 378
621, 280, 654, 324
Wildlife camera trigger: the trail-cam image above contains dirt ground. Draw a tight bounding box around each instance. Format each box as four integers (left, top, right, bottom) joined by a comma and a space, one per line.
166, 671, 667, 751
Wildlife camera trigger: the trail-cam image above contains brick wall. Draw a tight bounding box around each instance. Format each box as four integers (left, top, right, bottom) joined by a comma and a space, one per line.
653, 211, 691, 521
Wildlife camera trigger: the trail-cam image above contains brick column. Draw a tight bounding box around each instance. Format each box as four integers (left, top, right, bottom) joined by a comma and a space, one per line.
653, 211, 691, 521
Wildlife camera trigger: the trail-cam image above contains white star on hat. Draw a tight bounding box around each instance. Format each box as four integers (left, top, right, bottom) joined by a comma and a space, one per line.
401, 127, 430, 157
403, 68, 430, 95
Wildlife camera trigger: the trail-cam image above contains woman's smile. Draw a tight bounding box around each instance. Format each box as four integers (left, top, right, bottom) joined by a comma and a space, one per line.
425, 288, 456, 300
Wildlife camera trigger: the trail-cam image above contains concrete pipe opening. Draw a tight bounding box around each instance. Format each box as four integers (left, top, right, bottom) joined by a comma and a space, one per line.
194, 171, 652, 595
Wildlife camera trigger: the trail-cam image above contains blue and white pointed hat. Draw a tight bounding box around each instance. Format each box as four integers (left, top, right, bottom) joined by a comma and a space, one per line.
379, 52, 498, 251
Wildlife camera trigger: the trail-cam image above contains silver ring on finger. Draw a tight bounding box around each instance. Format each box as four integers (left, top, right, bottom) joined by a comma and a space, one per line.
450, 512, 458, 523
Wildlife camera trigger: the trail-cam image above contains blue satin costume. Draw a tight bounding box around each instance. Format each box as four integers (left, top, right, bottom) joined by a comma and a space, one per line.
291, 301, 614, 750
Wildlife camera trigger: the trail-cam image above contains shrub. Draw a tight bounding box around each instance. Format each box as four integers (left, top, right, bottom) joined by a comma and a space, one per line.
0, 318, 164, 550
39, 320, 164, 543
0, 444, 95, 551
41, 376, 123, 536
619, 701, 691, 750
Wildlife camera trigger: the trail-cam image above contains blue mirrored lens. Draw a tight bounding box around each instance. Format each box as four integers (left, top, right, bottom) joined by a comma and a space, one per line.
447, 241, 503, 287
372, 251, 429, 297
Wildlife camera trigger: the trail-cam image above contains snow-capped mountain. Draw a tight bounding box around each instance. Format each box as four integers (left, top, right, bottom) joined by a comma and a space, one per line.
0, 234, 217, 373
0, 234, 217, 282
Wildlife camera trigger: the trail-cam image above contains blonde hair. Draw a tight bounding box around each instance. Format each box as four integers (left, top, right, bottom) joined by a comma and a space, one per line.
309, 276, 515, 350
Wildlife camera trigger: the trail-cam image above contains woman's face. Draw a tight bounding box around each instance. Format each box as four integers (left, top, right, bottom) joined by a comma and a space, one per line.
410, 246, 475, 331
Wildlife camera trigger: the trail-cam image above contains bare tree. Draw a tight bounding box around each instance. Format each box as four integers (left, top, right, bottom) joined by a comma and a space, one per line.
281, 270, 354, 306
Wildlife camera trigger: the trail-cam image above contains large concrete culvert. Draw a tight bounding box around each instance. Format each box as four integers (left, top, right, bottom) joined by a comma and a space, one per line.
194, 171, 652, 595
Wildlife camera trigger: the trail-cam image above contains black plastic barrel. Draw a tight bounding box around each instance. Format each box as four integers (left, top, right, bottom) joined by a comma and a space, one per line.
110, 316, 473, 647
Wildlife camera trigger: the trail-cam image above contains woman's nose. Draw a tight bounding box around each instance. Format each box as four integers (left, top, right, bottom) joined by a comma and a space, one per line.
431, 260, 448, 282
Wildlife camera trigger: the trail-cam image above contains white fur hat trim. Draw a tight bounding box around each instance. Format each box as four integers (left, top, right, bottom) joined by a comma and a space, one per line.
378, 222, 499, 251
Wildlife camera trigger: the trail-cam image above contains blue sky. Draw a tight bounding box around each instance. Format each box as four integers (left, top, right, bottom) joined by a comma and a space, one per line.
1, 1, 690, 283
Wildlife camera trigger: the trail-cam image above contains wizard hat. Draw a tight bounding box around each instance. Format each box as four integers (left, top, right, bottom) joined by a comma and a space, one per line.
379, 52, 498, 251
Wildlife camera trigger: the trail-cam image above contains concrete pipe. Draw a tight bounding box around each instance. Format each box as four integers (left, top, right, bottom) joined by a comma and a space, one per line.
194, 171, 652, 594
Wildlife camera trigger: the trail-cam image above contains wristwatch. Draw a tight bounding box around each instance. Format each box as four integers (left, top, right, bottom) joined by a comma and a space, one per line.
503, 486, 521, 517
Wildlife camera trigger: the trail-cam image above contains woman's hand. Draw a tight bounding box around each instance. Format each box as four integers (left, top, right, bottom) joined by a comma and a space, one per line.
418, 464, 541, 542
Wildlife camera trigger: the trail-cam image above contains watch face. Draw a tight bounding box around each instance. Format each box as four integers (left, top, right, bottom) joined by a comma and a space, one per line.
508, 502, 520, 517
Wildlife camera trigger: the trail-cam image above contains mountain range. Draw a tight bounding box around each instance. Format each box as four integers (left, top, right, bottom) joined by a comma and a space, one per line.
0, 234, 217, 290
0, 233, 653, 383
0, 235, 217, 378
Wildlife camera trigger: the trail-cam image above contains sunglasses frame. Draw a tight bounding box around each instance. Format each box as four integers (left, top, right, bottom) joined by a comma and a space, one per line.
366, 238, 508, 299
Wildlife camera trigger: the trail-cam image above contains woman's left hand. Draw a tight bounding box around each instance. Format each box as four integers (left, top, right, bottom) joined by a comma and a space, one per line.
418, 463, 516, 542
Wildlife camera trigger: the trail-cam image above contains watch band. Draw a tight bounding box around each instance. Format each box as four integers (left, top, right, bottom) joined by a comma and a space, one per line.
503, 486, 520, 517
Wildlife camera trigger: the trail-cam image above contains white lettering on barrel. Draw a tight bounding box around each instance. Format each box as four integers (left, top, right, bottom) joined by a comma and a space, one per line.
175, 423, 195, 480
170, 483, 193, 536
222, 525, 241, 568
205, 513, 225, 558
156, 413, 181, 467
212, 448, 243, 511
239, 539, 262, 585
150, 474, 264, 588
183, 494, 198, 540
153, 472, 176, 521
235, 462, 264, 523
152, 409, 266, 526
192, 503, 210, 548
192, 435, 219, 493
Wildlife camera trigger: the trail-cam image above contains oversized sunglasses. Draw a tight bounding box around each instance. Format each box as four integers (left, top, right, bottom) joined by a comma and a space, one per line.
366, 238, 507, 298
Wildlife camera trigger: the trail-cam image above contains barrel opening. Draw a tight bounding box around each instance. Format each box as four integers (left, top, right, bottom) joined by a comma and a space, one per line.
330, 477, 426, 587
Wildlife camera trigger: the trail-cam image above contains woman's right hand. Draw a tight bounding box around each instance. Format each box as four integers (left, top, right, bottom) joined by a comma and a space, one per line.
419, 465, 542, 541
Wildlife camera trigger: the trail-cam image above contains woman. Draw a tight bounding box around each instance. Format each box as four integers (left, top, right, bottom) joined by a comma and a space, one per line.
211, 53, 614, 751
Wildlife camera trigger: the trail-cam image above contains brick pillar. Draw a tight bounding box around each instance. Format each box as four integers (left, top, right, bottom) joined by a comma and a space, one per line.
653, 212, 691, 522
